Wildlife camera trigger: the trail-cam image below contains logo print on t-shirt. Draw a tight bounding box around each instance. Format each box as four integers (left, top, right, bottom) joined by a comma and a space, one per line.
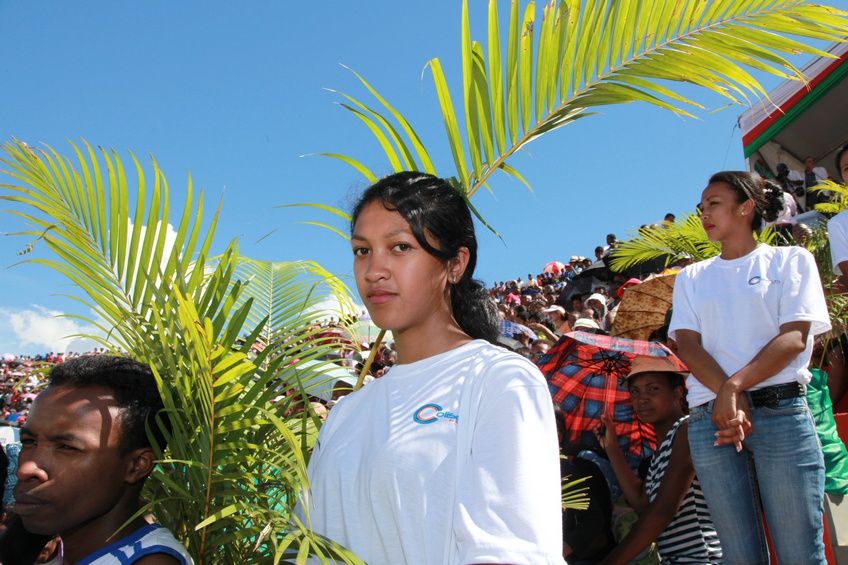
748, 275, 781, 286
412, 403, 459, 424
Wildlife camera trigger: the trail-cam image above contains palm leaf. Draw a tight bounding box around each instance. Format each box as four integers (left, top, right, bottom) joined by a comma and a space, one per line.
324, 0, 847, 199
229, 258, 356, 343
608, 211, 776, 271
1, 140, 363, 564
562, 471, 591, 511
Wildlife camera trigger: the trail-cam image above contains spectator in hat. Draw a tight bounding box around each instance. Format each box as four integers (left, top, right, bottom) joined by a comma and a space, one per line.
572, 318, 601, 334
595, 357, 722, 564
586, 293, 613, 333
616, 278, 641, 300
540, 305, 571, 335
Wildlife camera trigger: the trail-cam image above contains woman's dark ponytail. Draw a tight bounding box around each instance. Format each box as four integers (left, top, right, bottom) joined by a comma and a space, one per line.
759, 178, 785, 223
450, 276, 500, 343
351, 172, 500, 343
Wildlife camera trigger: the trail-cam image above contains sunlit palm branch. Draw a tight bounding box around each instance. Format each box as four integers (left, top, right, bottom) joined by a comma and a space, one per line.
322, 0, 847, 199
608, 211, 776, 271
0, 141, 363, 564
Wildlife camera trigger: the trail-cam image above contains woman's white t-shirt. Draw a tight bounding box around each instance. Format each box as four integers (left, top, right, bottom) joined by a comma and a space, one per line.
669, 244, 830, 408
299, 340, 564, 565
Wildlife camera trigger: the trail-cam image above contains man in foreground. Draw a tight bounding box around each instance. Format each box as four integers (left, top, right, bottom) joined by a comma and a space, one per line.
9, 355, 192, 564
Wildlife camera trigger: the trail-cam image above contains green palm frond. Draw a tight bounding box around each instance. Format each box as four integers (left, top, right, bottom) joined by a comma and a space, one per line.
608, 213, 719, 270
327, 0, 848, 197
562, 472, 591, 511
1, 140, 210, 352
813, 180, 848, 215
230, 257, 356, 343
144, 290, 363, 564
0, 141, 363, 564
608, 212, 777, 271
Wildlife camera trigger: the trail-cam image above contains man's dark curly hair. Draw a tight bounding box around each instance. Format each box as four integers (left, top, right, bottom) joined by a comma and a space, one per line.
48, 356, 170, 453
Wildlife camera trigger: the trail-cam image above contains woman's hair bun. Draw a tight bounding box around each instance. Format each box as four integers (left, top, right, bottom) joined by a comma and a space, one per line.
759, 178, 784, 223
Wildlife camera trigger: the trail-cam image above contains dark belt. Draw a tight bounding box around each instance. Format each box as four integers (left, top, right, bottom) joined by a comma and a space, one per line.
749, 382, 805, 408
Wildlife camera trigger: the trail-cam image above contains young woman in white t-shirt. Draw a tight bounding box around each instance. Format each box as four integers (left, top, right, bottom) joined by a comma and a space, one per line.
298, 172, 564, 565
670, 171, 830, 564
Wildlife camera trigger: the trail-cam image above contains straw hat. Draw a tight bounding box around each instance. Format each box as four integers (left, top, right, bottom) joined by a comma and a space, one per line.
626, 356, 688, 380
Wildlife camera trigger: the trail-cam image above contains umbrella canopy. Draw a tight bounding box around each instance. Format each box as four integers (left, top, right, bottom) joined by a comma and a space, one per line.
574, 260, 612, 282
537, 331, 687, 468
544, 260, 566, 275
612, 273, 677, 341
500, 320, 536, 341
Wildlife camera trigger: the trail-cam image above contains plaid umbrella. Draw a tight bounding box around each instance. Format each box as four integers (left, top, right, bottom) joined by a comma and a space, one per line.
536, 331, 687, 468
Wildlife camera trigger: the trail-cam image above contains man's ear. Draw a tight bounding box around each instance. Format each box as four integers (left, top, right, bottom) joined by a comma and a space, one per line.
124, 447, 156, 484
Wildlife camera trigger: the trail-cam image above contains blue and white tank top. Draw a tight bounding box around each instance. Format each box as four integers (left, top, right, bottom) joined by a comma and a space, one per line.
645, 416, 723, 564
44, 523, 193, 565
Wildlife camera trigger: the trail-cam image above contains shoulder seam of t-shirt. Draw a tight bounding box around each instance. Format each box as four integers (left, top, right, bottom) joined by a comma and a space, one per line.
385, 340, 489, 377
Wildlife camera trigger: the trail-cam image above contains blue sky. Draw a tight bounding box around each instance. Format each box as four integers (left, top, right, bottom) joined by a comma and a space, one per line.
1, 1, 845, 354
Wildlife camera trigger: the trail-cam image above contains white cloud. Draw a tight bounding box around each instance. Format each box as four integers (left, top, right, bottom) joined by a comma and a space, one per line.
0, 305, 101, 353
123, 220, 179, 282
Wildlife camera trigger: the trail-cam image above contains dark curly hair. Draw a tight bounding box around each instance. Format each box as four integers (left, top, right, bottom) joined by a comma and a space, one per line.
48, 355, 170, 453
708, 171, 784, 232
351, 172, 499, 343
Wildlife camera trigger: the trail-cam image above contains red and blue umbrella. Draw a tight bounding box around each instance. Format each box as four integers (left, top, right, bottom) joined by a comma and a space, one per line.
536, 331, 687, 468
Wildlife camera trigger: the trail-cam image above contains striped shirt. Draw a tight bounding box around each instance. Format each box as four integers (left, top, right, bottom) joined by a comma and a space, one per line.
645, 416, 723, 564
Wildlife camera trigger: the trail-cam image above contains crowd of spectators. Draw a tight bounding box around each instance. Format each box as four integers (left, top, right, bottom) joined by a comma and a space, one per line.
0, 225, 675, 431
0, 349, 109, 430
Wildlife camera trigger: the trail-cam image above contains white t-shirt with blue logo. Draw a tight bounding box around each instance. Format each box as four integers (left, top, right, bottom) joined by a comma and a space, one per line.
299, 340, 564, 565
670, 244, 830, 408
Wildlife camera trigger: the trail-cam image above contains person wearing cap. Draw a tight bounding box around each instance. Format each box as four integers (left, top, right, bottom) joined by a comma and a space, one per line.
616, 278, 642, 300
596, 357, 722, 565
586, 293, 613, 332
540, 305, 571, 335
571, 318, 601, 334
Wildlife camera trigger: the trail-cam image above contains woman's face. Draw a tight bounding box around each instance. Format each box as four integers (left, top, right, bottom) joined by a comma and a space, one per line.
840, 151, 848, 183
351, 201, 455, 335
699, 181, 753, 243
627, 373, 682, 424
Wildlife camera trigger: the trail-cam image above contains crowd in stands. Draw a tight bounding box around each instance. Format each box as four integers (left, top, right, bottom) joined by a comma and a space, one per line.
0, 349, 108, 430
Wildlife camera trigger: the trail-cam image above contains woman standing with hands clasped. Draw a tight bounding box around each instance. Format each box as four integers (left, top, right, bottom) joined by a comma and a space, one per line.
670, 171, 831, 564
297, 172, 564, 565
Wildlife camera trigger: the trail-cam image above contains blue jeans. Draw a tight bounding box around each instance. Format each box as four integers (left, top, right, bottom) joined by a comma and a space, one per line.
688, 395, 825, 564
